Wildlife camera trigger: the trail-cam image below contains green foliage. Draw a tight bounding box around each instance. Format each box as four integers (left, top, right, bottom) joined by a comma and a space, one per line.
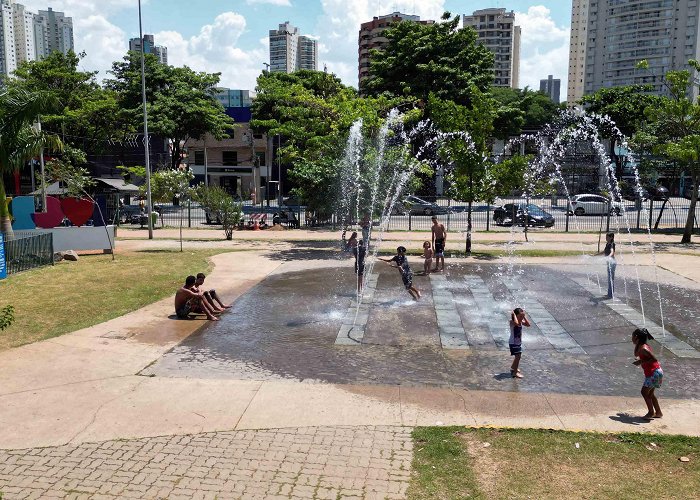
191, 185, 242, 240
581, 85, 661, 139
363, 13, 494, 107
120, 165, 194, 203
251, 70, 408, 213
0, 305, 14, 331
634, 63, 700, 242
44, 145, 91, 198
491, 87, 563, 137
106, 53, 235, 168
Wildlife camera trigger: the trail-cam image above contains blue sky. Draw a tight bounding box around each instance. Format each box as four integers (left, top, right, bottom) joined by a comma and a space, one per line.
20, 1, 572, 97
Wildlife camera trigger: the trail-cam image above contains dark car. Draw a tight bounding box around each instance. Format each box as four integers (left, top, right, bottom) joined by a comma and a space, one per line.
493, 203, 555, 228
647, 185, 670, 201
403, 195, 451, 216
620, 184, 649, 201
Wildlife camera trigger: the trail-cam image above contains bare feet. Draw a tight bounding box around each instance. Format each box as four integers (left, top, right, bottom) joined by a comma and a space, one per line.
511, 370, 523, 379
223, 304, 232, 309
642, 413, 654, 420
207, 315, 219, 321
416, 290, 422, 299
654, 412, 663, 418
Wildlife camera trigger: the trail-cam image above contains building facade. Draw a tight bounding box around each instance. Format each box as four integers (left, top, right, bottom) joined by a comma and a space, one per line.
269, 21, 317, 73
569, 0, 700, 104
186, 107, 270, 201
0, 1, 74, 76
462, 8, 521, 88
358, 12, 430, 86
129, 34, 168, 65
540, 75, 561, 103
214, 88, 255, 108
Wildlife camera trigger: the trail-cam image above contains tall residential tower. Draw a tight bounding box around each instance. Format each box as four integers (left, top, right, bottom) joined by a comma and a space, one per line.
129, 34, 168, 65
462, 8, 521, 88
268, 21, 317, 73
568, 0, 700, 105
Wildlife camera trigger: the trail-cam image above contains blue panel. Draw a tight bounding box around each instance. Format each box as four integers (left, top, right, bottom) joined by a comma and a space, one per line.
0, 233, 6, 279
9, 196, 36, 230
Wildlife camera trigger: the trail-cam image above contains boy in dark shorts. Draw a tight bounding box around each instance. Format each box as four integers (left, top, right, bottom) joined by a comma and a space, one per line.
195, 273, 231, 311
431, 216, 447, 272
174, 276, 218, 321
380, 246, 421, 300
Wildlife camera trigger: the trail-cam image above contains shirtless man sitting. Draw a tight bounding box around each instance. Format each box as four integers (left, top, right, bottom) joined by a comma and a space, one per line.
195, 273, 231, 312
175, 275, 219, 321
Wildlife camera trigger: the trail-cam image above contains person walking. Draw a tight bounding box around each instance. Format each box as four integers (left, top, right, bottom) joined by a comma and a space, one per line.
596, 232, 616, 298
632, 328, 663, 420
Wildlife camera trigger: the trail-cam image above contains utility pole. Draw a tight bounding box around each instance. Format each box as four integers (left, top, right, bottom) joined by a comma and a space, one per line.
138, 0, 153, 239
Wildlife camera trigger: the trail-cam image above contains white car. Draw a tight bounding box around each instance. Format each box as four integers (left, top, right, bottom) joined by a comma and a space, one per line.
567, 194, 622, 216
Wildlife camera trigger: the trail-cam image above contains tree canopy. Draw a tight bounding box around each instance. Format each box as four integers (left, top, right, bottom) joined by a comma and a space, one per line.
363, 13, 494, 107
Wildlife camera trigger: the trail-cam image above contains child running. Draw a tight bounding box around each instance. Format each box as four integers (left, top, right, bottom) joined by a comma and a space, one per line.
380, 246, 421, 300
632, 328, 663, 420
422, 241, 433, 276
509, 308, 531, 378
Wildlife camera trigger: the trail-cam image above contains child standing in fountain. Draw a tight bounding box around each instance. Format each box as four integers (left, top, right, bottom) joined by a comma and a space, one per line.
380, 246, 421, 300
422, 241, 433, 275
509, 308, 531, 378
596, 232, 616, 298
632, 328, 663, 420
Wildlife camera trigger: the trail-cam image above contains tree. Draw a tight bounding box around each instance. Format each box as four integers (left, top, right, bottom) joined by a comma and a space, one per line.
0, 88, 61, 236
363, 13, 494, 107
634, 64, 700, 243
490, 87, 563, 138
9, 51, 128, 155
106, 53, 235, 169
191, 185, 242, 240
580, 84, 662, 179
251, 70, 407, 213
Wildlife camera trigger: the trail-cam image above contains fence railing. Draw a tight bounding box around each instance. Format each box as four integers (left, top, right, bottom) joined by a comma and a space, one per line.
118, 196, 700, 234
3, 233, 54, 275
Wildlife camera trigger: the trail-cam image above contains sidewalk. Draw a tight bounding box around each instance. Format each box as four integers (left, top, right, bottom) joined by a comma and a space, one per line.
0, 249, 698, 498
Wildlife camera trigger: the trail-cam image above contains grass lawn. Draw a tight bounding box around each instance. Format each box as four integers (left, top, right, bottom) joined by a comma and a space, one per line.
408, 427, 700, 499
0, 249, 227, 351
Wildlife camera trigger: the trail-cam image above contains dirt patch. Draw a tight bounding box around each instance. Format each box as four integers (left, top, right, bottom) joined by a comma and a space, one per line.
456, 431, 500, 498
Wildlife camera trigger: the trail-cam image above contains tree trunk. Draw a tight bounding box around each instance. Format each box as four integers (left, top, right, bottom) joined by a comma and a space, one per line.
681, 172, 699, 244
0, 177, 14, 239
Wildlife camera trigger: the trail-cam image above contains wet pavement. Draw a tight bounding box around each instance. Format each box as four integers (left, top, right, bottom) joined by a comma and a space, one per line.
143, 260, 700, 400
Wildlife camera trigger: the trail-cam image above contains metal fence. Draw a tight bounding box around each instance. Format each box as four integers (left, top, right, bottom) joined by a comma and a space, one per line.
3, 232, 54, 275
118, 196, 700, 234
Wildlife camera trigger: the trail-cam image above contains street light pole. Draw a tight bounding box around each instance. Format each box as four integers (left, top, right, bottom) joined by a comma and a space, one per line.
138, 0, 153, 239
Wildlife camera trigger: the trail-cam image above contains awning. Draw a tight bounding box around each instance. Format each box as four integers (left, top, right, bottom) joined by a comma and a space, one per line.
95, 178, 141, 194
30, 182, 67, 195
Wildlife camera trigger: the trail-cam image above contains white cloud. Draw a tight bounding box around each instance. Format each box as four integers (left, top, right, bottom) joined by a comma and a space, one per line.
75, 16, 127, 77
156, 12, 267, 90
316, 0, 447, 87
515, 6, 570, 100
246, 0, 292, 6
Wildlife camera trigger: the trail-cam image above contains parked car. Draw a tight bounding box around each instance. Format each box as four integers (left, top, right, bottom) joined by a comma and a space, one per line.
493, 203, 555, 227
403, 195, 451, 216
567, 194, 623, 216
647, 185, 670, 201
619, 184, 649, 201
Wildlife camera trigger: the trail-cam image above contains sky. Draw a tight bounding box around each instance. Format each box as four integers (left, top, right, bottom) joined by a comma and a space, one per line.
19, 1, 572, 99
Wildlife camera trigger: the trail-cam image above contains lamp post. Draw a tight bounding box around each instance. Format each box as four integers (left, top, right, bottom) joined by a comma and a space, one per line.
138, 0, 153, 239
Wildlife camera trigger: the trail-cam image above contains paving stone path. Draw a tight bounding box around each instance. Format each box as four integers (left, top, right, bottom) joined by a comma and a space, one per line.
0, 427, 412, 500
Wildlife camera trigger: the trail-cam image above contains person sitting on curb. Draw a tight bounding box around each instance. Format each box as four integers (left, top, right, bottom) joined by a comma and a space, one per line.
195, 273, 231, 311
175, 275, 219, 321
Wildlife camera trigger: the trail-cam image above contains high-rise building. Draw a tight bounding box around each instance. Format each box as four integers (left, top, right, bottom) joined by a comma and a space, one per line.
33, 7, 73, 59
540, 75, 561, 103
462, 8, 521, 88
0, 1, 74, 76
268, 21, 317, 73
129, 34, 168, 65
357, 12, 433, 87
569, 0, 700, 105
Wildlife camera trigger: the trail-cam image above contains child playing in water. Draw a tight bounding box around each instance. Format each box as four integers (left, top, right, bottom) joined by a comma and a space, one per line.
632, 328, 663, 420
422, 241, 433, 276
379, 246, 421, 300
509, 308, 531, 378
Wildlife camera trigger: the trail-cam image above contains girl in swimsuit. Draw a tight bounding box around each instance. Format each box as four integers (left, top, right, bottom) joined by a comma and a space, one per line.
632, 328, 663, 420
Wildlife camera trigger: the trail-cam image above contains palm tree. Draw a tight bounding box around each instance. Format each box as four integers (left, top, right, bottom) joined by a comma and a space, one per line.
0, 88, 61, 237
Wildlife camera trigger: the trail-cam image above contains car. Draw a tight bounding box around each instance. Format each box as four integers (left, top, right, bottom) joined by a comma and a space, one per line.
647, 185, 670, 201
493, 203, 555, 227
403, 195, 451, 216
567, 194, 622, 216
619, 184, 649, 201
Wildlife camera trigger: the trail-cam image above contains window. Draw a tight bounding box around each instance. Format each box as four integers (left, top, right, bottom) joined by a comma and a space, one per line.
194, 150, 205, 165
222, 151, 238, 166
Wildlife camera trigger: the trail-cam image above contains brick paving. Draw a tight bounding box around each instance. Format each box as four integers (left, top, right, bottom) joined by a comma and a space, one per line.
0, 426, 413, 500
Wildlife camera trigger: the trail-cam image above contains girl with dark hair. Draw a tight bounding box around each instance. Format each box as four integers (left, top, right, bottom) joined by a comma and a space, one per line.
509, 308, 531, 378
632, 328, 663, 420
596, 232, 616, 298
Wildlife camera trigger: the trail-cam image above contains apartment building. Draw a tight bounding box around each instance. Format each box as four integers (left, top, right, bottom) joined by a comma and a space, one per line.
269, 21, 317, 73
129, 34, 168, 65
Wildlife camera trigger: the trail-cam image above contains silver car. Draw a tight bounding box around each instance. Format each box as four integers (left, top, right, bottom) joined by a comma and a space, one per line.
567, 194, 623, 216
